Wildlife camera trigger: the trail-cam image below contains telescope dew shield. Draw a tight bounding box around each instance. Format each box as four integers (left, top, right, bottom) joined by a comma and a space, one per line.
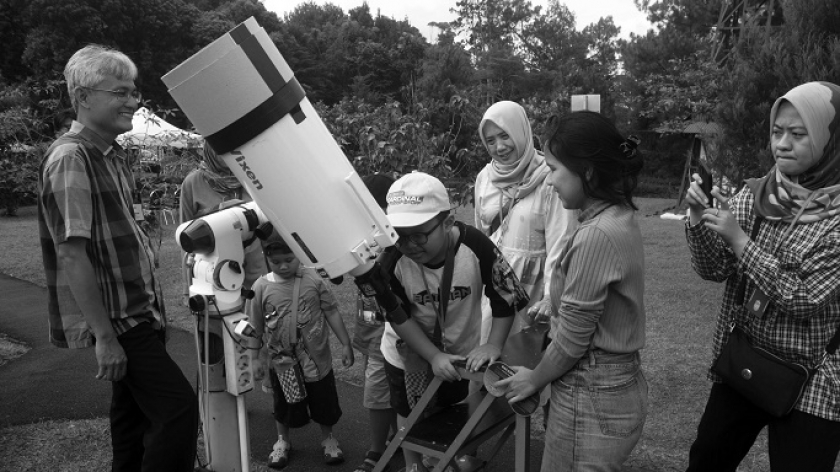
163, 17, 397, 278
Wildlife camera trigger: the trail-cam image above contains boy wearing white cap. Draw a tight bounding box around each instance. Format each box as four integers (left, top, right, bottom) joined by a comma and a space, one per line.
355, 171, 529, 472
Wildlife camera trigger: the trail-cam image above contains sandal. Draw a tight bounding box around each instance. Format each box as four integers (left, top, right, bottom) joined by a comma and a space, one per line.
322, 434, 345, 465
353, 450, 391, 472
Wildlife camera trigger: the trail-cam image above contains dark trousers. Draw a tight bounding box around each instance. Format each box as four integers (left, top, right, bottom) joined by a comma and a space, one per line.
110, 322, 198, 472
687, 382, 840, 472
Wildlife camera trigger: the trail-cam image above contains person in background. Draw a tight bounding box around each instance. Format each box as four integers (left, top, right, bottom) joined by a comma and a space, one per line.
474, 101, 576, 342
497, 111, 647, 471
247, 232, 354, 469
683, 81, 840, 472
352, 174, 399, 472
38, 44, 198, 472
54, 108, 75, 138
179, 142, 267, 303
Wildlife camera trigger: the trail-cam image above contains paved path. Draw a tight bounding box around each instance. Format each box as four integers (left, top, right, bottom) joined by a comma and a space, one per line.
0, 273, 543, 471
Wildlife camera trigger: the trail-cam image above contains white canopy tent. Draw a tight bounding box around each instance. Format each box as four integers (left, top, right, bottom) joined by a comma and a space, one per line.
117, 107, 203, 150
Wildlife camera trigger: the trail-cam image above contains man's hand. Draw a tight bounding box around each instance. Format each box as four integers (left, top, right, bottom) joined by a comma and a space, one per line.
95, 337, 128, 382
431, 352, 466, 382
465, 343, 501, 372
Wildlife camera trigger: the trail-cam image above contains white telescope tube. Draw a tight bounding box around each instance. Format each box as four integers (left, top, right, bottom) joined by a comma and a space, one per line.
163, 17, 396, 279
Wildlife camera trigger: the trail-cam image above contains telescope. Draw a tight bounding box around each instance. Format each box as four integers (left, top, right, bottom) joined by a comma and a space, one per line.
164, 17, 398, 472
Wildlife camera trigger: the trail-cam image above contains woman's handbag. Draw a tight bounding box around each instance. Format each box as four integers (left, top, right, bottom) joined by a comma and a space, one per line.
711, 216, 840, 417
712, 325, 812, 417
273, 274, 307, 404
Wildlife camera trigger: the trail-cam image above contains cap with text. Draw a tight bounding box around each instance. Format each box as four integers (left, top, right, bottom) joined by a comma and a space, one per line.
386, 171, 451, 228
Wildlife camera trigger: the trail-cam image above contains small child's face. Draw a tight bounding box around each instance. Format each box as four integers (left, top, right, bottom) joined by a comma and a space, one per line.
266, 251, 300, 279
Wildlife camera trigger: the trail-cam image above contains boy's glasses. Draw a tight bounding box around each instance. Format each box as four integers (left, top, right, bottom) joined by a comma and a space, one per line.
395, 218, 444, 247
85, 87, 142, 103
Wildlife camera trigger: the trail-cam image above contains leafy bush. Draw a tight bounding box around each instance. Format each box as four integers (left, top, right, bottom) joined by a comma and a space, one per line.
0, 144, 42, 216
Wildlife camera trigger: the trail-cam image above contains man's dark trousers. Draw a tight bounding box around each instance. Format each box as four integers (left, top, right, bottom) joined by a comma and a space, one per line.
110, 322, 198, 472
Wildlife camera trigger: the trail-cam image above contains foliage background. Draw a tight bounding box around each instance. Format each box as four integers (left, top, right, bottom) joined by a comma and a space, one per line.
5, 0, 831, 215
1, 1, 840, 211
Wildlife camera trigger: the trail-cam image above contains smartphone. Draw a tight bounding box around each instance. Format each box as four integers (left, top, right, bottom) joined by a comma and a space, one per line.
698, 164, 714, 207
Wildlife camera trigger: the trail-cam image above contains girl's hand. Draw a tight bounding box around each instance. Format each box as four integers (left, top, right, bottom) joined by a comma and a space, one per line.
493, 366, 538, 403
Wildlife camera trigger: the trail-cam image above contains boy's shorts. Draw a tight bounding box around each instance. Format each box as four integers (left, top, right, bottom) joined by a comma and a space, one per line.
363, 353, 391, 410
270, 368, 342, 428
384, 360, 469, 418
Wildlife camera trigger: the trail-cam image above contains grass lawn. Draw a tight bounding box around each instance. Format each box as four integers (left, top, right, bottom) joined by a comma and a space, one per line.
1, 199, 834, 471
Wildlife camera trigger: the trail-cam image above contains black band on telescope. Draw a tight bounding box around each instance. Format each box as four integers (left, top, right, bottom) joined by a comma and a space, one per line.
231, 25, 285, 96
205, 76, 306, 155
206, 28, 307, 154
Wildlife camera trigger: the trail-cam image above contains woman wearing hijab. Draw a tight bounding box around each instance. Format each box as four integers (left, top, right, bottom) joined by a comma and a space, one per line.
474, 101, 576, 341
684, 81, 840, 471
179, 142, 267, 303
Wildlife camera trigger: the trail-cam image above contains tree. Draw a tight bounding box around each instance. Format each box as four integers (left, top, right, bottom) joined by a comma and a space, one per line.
275, 2, 426, 106
0, 0, 31, 83
712, 1, 840, 184
13, 0, 204, 111
416, 26, 475, 103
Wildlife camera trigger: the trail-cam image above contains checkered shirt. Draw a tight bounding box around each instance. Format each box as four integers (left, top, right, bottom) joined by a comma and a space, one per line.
686, 186, 840, 420
38, 122, 164, 349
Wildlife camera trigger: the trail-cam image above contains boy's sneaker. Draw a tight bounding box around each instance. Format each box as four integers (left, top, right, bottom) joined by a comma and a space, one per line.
268, 436, 290, 469
322, 434, 345, 465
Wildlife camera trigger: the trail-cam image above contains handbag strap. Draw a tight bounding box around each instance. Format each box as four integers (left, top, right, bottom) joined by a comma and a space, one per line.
732, 215, 840, 369
488, 189, 520, 237
289, 271, 302, 347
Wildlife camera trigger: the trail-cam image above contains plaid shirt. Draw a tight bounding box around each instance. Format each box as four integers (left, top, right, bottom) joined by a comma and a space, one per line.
686, 186, 840, 420
38, 121, 164, 349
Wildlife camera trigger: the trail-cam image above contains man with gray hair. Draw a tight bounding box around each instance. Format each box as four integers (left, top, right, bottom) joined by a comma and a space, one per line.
38, 44, 198, 471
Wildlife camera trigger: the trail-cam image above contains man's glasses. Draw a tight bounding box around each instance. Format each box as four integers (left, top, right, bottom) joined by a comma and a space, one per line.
85, 87, 142, 103
395, 217, 444, 247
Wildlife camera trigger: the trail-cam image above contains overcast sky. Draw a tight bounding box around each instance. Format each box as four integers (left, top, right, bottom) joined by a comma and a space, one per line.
263, 0, 655, 41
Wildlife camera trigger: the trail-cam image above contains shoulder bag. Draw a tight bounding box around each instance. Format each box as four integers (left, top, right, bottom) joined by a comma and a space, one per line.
273, 273, 307, 404
712, 216, 840, 417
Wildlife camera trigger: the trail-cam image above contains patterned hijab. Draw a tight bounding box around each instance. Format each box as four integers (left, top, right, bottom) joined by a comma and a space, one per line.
199, 142, 243, 196
746, 81, 840, 224
480, 101, 548, 199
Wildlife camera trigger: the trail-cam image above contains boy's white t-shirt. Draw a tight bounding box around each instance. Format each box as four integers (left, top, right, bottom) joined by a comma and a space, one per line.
380, 222, 528, 369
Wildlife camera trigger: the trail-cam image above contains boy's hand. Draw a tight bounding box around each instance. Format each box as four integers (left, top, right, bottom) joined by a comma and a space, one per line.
354, 263, 399, 312
465, 344, 501, 372
431, 352, 466, 382
252, 358, 265, 381
341, 344, 355, 367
